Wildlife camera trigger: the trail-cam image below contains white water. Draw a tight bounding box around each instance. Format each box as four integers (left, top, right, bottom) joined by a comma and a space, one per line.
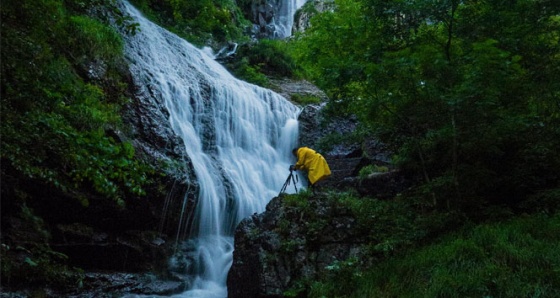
120, 1, 300, 297
272, 0, 309, 38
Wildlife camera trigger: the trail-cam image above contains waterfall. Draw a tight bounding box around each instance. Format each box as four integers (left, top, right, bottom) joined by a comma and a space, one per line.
120, 1, 300, 297
272, 0, 309, 38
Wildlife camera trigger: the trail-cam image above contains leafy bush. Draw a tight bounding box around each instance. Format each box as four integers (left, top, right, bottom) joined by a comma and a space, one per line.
223, 39, 302, 85
227, 57, 271, 87
241, 39, 299, 77
1, 0, 151, 206
129, 0, 249, 46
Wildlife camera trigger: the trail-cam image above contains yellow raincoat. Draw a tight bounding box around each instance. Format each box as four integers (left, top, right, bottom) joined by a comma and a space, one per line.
294, 147, 331, 185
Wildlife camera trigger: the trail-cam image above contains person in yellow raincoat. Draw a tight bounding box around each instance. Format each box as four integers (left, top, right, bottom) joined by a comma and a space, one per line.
289, 147, 331, 189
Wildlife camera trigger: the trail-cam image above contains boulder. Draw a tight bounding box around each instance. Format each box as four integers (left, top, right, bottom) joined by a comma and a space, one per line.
227, 195, 369, 297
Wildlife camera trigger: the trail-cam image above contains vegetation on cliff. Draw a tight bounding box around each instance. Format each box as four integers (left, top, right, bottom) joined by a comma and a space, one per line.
128, 0, 249, 46
1, 0, 150, 207
1, 0, 154, 290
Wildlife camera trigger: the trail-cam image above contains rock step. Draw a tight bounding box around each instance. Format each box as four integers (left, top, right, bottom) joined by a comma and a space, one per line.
323, 157, 363, 187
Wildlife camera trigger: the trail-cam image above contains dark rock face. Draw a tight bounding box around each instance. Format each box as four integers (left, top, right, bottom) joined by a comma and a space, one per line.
87, 273, 186, 297
51, 226, 169, 272
226, 169, 411, 297
296, 104, 361, 157
122, 70, 196, 183
227, 195, 369, 298
250, 0, 277, 39
3, 272, 187, 298
269, 78, 328, 103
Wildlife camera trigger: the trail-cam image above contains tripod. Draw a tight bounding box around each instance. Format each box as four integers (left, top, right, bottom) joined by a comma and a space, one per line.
279, 170, 298, 196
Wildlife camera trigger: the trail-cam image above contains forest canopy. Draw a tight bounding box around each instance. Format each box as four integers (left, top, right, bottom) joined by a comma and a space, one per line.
291, 0, 560, 213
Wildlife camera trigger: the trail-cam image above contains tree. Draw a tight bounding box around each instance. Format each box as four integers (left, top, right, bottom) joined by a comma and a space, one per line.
293, 0, 560, 212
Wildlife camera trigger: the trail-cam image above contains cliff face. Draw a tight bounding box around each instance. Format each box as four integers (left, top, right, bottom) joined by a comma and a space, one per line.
226, 165, 412, 297
227, 194, 370, 298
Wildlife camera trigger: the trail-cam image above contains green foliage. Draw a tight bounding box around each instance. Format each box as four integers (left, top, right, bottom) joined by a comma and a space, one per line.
241, 39, 299, 77
129, 0, 249, 46
1, 244, 83, 290
1, 0, 152, 205
329, 192, 430, 254
282, 190, 314, 209
313, 127, 367, 156
290, 94, 322, 106
292, 0, 560, 212
518, 188, 560, 215
305, 212, 560, 298
225, 39, 302, 86
309, 258, 360, 297
65, 15, 124, 63
278, 191, 463, 298
358, 164, 389, 179
349, 213, 560, 298
227, 57, 271, 87
284, 278, 313, 298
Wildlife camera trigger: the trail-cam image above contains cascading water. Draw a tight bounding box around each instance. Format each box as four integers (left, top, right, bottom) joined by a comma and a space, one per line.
120, 1, 300, 297
272, 0, 309, 38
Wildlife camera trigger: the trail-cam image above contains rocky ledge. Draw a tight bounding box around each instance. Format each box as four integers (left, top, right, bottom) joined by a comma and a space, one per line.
227, 193, 368, 298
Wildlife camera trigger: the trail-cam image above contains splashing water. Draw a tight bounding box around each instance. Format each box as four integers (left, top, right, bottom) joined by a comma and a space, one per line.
120, 1, 300, 296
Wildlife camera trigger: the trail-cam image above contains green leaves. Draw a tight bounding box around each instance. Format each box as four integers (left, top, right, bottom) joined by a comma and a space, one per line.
130, 0, 248, 46
1, 0, 151, 206
292, 0, 560, 210
66, 15, 123, 63
70, 131, 150, 202
225, 39, 300, 84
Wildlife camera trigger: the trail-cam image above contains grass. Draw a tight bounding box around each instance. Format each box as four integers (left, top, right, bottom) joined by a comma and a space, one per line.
310, 212, 560, 298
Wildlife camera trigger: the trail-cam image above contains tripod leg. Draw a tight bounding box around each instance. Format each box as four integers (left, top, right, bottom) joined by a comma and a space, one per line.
291, 173, 298, 193
279, 173, 292, 195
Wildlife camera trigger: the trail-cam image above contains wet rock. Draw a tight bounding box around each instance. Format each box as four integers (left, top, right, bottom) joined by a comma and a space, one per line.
67, 273, 187, 297
296, 104, 361, 157
248, 0, 286, 39
227, 195, 369, 298
269, 78, 328, 103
